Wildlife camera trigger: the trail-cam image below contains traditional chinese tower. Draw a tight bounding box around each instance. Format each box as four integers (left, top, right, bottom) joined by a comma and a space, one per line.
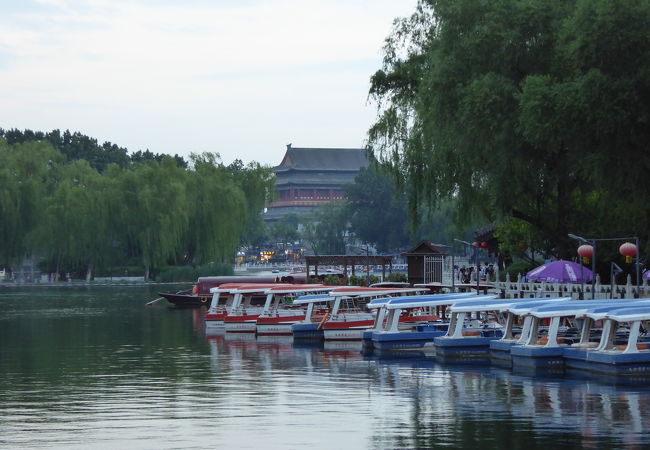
264, 144, 368, 222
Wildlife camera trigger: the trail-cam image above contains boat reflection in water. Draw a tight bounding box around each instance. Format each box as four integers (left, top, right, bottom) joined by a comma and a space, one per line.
201, 321, 650, 449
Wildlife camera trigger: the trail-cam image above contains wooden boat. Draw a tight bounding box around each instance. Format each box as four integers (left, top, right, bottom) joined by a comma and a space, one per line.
159, 274, 307, 307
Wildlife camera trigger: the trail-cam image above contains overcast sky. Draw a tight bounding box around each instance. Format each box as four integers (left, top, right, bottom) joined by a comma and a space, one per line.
0, 0, 417, 166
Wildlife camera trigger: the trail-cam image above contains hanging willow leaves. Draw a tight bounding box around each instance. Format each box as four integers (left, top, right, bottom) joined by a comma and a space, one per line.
185, 153, 248, 264
368, 0, 650, 258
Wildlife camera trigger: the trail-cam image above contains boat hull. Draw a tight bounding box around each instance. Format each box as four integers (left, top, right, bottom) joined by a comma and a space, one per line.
489, 339, 518, 363
292, 323, 323, 340
322, 319, 374, 341
373, 330, 446, 350
159, 291, 211, 307
510, 345, 565, 369
564, 349, 650, 375
224, 316, 258, 333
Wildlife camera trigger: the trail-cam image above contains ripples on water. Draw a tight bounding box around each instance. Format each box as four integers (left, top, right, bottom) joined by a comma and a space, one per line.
1, 286, 649, 449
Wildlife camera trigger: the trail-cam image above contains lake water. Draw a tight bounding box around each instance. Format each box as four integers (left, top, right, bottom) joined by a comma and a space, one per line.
1, 286, 650, 449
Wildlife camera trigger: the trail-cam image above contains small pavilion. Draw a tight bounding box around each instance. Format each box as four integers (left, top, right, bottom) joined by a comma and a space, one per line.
305, 255, 393, 282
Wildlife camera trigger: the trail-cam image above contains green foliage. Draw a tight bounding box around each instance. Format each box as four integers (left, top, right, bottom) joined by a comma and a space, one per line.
185, 153, 247, 265
0, 128, 187, 171
500, 261, 541, 282
0, 137, 272, 279
322, 275, 344, 286
368, 0, 650, 260
386, 272, 408, 283
302, 203, 349, 255
347, 275, 381, 286
269, 214, 300, 245
0, 139, 62, 267
345, 163, 411, 252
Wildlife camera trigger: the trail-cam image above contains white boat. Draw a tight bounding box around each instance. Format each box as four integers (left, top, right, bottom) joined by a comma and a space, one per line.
255, 285, 335, 335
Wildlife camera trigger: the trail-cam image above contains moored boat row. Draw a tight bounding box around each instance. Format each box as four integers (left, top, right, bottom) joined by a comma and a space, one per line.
197, 281, 650, 378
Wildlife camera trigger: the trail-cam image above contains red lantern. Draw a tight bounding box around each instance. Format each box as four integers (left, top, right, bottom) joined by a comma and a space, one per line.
480, 241, 489, 249
619, 242, 637, 264
472, 241, 479, 247
577, 244, 594, 264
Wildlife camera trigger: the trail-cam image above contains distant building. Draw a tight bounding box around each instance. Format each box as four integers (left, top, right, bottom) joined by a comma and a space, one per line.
264, 144, 368, 222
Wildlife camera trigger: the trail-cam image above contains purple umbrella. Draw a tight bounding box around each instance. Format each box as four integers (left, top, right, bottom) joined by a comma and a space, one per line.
526, 260, 593, 284
643, 270, 650, 281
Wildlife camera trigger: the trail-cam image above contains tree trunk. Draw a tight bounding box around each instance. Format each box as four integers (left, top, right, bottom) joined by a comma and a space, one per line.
555, 148, 571, 260
85, 261, 94, 282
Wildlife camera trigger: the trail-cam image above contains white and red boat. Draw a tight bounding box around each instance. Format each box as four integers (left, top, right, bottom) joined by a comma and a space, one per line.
256, 285, 336, 336
223, 284, 298, 333
206, 283, 289, 329
320, 287, 427, 341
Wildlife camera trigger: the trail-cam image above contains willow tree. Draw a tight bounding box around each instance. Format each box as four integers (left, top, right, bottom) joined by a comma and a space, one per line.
369, 0, 650, 258
184, 153, 248, 264
0, 140, 61, 269
120, 157, 189, 279
227, 159, 275, 247
35, 160, 112, 280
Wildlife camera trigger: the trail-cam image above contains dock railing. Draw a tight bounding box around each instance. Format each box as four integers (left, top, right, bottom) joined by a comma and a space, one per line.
493, 273, 650, 300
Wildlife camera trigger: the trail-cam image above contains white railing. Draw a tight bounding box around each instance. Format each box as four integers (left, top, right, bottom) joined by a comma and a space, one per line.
493, 273, 650, 300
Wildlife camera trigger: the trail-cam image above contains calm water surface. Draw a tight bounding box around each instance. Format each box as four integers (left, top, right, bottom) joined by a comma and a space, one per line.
1, 286, 650, 449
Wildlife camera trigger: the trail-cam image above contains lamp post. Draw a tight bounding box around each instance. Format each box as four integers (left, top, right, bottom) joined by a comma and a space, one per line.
569, 234, 597, 299
569, 234, 641, 298
454, 239, 480, 294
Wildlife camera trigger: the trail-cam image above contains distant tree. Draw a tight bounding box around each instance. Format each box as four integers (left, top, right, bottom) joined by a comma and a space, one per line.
119, 157, 189, 279
35, 160, 112, 280
227, 159, 275, 247
0, 139, 62, 268
184, 153, 247, 265
269, 214, 300, 247
302, 203, 349, 255
345, 164, 410, 253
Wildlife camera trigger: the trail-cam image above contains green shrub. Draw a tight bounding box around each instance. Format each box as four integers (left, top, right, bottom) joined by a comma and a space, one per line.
500, 261, 540, 281
346, 274, 380, 286
323, 275, 344, 286
386, 272, 408, 282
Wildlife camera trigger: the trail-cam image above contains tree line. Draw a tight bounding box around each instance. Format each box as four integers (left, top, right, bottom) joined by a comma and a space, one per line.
0, 130, 273, 280
367, 0, 650, 267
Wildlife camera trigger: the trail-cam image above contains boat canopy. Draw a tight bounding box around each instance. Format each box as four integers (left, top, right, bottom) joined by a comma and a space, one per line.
367, 292, 476, 309
509, 299, 640, 318
600, 306, 650, 322
231, 284, 294, 294
209, 283, 252, 294
291, 293, 333, 305
384, 294, 497, 310
449, 296, 571, 313
329, 287, 425, 298
263, 285, 332, 295
576, 298, 650, 320
580, 302, 650, 321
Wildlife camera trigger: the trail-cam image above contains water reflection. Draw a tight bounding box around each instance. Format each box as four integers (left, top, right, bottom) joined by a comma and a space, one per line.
1, 287, 650, 449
